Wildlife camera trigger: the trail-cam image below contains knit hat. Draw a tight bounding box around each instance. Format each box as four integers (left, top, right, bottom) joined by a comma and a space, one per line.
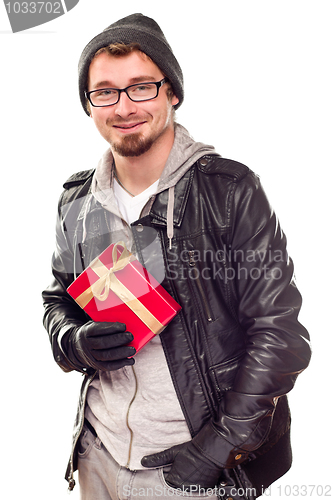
78, 13, 184, 116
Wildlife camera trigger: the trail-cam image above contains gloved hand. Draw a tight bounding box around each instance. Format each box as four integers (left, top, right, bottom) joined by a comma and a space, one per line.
141, 439, 224, 490
68, 321, 136, 371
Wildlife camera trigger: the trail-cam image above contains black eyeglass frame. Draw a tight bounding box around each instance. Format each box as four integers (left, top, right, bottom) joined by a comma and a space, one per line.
85, 78, 168, 108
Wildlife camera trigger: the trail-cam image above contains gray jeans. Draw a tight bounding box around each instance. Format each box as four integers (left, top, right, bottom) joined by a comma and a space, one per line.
77, 424, 219, 500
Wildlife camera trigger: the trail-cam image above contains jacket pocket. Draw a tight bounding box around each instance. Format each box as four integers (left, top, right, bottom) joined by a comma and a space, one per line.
188, 250, 214, 323
209, 352, 245, 400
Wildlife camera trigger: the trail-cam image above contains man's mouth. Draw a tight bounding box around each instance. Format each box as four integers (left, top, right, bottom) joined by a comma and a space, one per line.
113, 122, 146, 132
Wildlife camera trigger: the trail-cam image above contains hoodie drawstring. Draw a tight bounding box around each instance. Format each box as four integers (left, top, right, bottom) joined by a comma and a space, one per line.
81, 194, 93, 244
167, 186, 175, 249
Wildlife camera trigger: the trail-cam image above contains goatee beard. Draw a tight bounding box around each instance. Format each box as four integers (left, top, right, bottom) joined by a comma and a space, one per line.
112, 133, 155, 157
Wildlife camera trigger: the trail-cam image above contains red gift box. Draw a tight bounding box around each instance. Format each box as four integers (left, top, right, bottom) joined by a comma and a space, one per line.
67, 241, 181, 354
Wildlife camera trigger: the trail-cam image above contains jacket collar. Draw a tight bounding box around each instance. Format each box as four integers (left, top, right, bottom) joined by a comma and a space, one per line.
149, 166, 195, 228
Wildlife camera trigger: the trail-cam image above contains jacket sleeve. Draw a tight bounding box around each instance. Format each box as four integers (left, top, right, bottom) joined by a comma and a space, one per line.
193, 171, 311, 468
42, 191, 90, 373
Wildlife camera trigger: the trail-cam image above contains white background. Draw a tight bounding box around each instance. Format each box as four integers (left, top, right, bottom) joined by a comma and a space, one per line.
0, 1, 332, 499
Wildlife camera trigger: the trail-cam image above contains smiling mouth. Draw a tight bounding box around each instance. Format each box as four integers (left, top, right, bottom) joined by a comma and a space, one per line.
113, 122, 146, 131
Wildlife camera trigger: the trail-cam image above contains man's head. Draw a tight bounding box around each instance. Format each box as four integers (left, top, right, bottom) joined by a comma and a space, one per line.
78, 13, 184, 116
85, 42, 176, 117
86, 46, 179, 157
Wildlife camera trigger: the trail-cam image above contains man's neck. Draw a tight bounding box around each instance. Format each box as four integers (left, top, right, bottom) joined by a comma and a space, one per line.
112, 127, 175, 196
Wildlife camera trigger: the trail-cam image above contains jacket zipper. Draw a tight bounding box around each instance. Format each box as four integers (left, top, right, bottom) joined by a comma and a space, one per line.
104, 207, 138, 468
125, 365, 138, 468
188, 250, 213, 322
67, 371, 97, 491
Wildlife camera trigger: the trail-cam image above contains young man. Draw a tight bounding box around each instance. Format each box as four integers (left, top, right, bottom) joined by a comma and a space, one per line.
42, 13, 311, 500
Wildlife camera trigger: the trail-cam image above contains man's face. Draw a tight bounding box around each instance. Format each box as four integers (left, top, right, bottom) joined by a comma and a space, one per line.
87, 51, 179, 157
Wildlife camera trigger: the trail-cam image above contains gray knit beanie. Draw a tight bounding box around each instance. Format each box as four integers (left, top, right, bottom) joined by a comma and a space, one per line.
78, 13, 184, 116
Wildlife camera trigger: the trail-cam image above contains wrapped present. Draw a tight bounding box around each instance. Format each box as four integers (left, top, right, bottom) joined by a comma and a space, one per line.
67, 241, 181, 353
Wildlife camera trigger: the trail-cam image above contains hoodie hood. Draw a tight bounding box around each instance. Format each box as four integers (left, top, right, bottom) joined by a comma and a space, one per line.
91, 124, 217, 247
155, 123, 216, 194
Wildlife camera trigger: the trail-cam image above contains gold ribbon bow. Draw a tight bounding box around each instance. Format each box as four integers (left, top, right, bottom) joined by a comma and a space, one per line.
75, 242, 164, 335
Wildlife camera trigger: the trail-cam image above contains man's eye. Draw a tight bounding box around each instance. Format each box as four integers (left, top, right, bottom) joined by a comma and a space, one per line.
97, 89, 116, 96
136, 85, 150, 91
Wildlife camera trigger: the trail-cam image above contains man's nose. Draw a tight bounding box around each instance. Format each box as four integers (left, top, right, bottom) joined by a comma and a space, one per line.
114, 91, 137, 116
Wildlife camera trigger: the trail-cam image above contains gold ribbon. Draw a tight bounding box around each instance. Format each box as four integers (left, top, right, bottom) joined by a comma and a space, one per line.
75, 242, 164, 335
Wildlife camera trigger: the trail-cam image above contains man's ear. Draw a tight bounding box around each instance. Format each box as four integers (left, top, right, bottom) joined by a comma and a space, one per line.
172, 95, 179, 107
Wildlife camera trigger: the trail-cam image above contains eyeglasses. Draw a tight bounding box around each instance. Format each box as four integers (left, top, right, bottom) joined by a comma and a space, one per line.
85, 78, 168, 107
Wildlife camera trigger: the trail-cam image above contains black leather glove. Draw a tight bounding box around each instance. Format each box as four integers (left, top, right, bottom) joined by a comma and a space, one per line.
141, 439, 224, 490
68, 321, 136, 371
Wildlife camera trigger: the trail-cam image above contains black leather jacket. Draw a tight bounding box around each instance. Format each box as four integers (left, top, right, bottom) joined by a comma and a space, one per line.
42, 154, 311, 498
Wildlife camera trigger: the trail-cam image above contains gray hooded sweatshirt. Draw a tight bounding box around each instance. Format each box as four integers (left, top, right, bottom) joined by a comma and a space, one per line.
84, 124, 217, 470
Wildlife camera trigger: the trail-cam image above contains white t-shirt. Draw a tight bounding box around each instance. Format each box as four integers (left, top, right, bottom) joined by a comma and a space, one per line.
113, 177, 159, 225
